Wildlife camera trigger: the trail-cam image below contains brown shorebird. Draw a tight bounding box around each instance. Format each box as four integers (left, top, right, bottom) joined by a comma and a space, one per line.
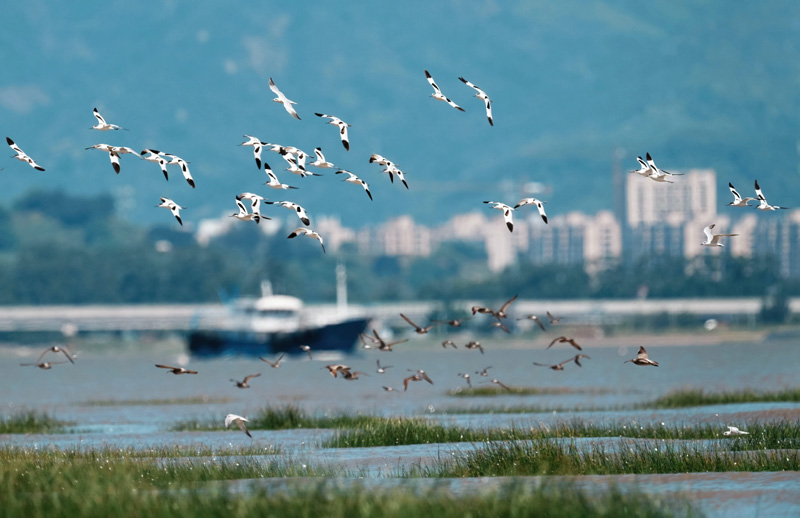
483, 378, 513, 391
489, 321, 510, 333
399, 313, 439, 334
38, 345, 75, 364
472, 294, 518, 321
341, 370, 368, 381
517, 314, 546, 331
457, 372, 472, 387
382, 386, 397, 392
546, 311, 561, 324
625, 346, 659, 367
433, 318, 469, 327
299, 345, 312, 359
260, 353, 285, 368
372, 329, 409, 352
230, 373, 261, 388
225, 414, 252, 438
20, 361, 67, 370
376, 359, 393, 373
534, 354, 591, 371
547, 336, 582, 351
155, 364, 198, 375
465, 341, 485, 354
358, 332, 379, 349
322, 364, 351, 378
471, 305, 495, 316
403, 370, 434, 391
441, 340, 458, 349
475, 366, 492, 377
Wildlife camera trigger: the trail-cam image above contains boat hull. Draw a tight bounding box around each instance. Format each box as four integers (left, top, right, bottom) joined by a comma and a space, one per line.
187, 317, 369, 358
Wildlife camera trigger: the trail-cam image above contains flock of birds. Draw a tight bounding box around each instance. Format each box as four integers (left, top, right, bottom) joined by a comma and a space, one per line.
9, 71, 762, 439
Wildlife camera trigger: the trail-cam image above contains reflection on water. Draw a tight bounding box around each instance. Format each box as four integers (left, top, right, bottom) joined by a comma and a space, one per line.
2, 337, 799, 517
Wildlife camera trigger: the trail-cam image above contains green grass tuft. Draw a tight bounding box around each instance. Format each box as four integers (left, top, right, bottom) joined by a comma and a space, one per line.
648, 387, 800, 408
0, 411, 69, 434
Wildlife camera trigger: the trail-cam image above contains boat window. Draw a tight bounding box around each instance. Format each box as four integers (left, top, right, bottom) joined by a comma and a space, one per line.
257, 310, 297, 318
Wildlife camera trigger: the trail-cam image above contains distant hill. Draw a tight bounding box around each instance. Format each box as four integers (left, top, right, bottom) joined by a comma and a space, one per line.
1, 1, 798, 229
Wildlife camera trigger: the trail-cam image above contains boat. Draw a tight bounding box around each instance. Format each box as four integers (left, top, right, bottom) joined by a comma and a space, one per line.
187, 280, 370, 358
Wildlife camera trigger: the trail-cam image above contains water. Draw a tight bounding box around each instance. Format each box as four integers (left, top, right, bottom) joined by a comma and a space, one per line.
2, 335, 799, 516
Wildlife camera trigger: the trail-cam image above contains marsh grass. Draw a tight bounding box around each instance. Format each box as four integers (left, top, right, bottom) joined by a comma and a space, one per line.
418, 437, 800, 478
449, 386, 593, 397
0, 448, 691, 518
0, 411, 68, 434
171, 404, 383, 432
647, 387, 800, 408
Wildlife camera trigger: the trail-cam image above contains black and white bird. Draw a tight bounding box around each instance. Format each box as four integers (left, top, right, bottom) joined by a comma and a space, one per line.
86, 144, 139, 174
727, 182, 757, 207
310, 147, 335, 169
91, 107, 126, 131
239, 135, 268, 170
336, 170, 372, 200
230, 197, 261, 224
484, 201, 515, 232
376, 359, 393, 374
517, 314, 546, 331
315, 113, 351, 151
701, 224, 737, 247
236, 192, 266, 219
163, 153, 195, 188
424, 70, 465, 111
6, 137, 45, 171
624, 346, 659, 367
224, 414, 252, 438
287, 227, 325, 253
514, 198, 548, 224
644, 152, 683, 183
266, 200, 310, 225
458, 77, 493, 125
140, 149, 170, 180
157, 197, 185, 226
754, 179, 788, 210
268, 77, 301, 120
264, 163, 298, 190
382, 164, 409, 189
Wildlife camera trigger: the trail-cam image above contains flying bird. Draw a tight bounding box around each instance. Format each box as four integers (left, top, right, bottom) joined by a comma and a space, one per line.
264, 163, 298, 190
475, 366, 492, 377
230, 198, 261, 224
424, 70, 465, 111
372, 329, 409, 351
701, 224, 737, 247
457, 372, 472, 387
624, 346, 659, 367
441, 340, 458, 349
287, 227, 325, 253
155, 364, 198, 374
644, 152, 683, 183
547, 336, 582, 351
91, 107, 126, 131
754, 179, 788, 210
37, 345, 75, 364
376, 359, 393, 373
260, 353, 285, 368
403, 369, 434, 391
268, 77, 301, 119
230, 373, 261, 389
483, 378, 513, 391
546, 311, 561, 325
310, 147, 335, 169
20, 361, 67, 369
458, 76, 493, 125
86, 144, 140, 174
157, 197, 185, 226
315, 113, 351, 151
322, 363, 351, 378
7, 137, 45, 171
534, 354, 591, 370
727, 182, 756, 207
266, 200, 310, 225
299, 345, 312, 359
399, 313, 438, 334
240, 135, 268, 169
483, 201, 515, 232
336, 170, 372, 200
465, 340, 484, 354
163, 153, 195, 188
517, 314, 546, 331
141, 149, 170, 180
514, 198, 548, 224
224, 414, 252, 438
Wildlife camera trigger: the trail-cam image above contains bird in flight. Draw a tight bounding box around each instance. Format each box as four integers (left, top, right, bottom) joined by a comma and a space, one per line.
701, 224, 737, 247
336, 170, 372, 200
727, 182, 756, 207
157, 197, 186, 226
315, 113, 351, 151
371, 329, 408, 352
141, 149, 170, 180
7, 137, 45, 171
91, 107, 126, 131
287, 227, 325, 253
754, 179, 788, 210
260, 353, 285, 368
310, 147, 335, 169
533, 354, 591, 370
225, 414, 252, 438
624, 346, 659, 367
266, 200, 311, 226
37, 345, 75, 364
483, 378, 513, 391
268, 77, 301, 120
458, 76, 493, 125
484, 201, 515, 232
230, 373, 261, 388
517, 314, 546, 331
399, 313, 439, 334
547, 336, 582, 351
424, 70, 465, 111
514, 198, 548, 224
155, 364, 198, 375
20, 361, 67, 370
264, 163, 298, 190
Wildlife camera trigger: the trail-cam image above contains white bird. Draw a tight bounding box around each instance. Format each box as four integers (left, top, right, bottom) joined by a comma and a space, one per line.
268, 77, 301, 120
382, 164, 409, 189
282, 151, 321, 177
369, 153, 394, 167
224, 414, 252, 438
7, 137, 45, 171
266, 200, 310, 225
376, 359, 393, 374
237, 192, 266, 218
424, 70, 465, 111
239, 135, 268, 170
264, 163, 298, 190
727, 182, 756, 207
754, 179, 788, 210
86, 144, 140, 174
157, 197, 185, 226
163, 153, 195, 188
287, 227, 325, 253
140, 149, 170, 180
458, 76, 493, 125
514, 198, 548, 224
315, 113, 351, 151
723, 426, 749, 436
310, 147, 335, 169
701, 224, 737, 247
624, 346, 659, 367
336, 170, 372, 200
230, 198, 261, 224
645, 152, 683, 183
483, 201, 515, 232
91, 107, 126, 131
630, 157, 651, 178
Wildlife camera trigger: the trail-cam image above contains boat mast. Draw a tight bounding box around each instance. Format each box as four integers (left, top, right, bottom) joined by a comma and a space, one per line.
336, 262, 348, 315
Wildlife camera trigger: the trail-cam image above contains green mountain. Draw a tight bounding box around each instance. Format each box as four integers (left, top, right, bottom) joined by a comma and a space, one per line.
1, 1, 798, 228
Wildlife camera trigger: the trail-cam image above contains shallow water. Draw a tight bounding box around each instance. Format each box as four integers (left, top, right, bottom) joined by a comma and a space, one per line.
2, 335, 799, 517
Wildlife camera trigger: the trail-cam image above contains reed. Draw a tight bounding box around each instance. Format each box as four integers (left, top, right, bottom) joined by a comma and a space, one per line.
647, 387, 800, 408
0, 411, 68, 434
